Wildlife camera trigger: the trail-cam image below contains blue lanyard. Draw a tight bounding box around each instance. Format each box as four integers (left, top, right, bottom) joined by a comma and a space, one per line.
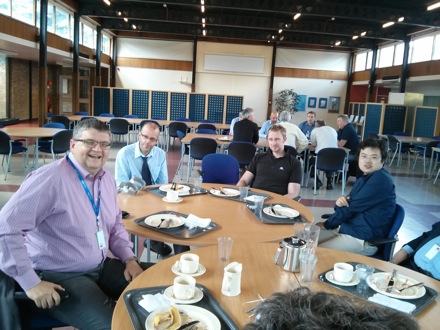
67, 156, 102, 229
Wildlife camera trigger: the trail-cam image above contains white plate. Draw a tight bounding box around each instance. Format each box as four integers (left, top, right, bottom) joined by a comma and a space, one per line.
325, 270, 360, 286
159, 184, 191, 195
263, 205, 299, 218
144, 214, 185, 228
217, 136, 232, 141
367, 272, 426, 300
210, 188, 240, 197
162, 196, 183, 203
164, 286, 204, 304
146, 305, 221, 330
172, 263, 207, 277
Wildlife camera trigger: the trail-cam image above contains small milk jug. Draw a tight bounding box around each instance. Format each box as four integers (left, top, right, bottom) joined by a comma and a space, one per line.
221, 262, 242, 296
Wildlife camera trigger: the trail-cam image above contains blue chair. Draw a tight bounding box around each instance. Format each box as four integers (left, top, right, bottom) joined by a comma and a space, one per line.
75, 111, 89, 115
124, 114, 138, 118
201, 154, 239, 184
201, 119, 215, 123
387, 134, 411, 167
175, 117, 190, 122
412, 141, 439, 174
0, 131, 27, 180
196, 128, 216, 135
100, 113, 115, 117
368, 204, 405, 261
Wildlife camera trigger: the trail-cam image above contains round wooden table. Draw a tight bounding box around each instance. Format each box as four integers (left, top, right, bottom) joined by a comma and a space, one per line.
112, 244, 440, 329
118, 183, 314, 247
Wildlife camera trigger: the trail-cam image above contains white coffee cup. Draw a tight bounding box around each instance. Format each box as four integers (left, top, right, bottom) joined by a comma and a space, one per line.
176, 253, 200, 274
166, 190, 179, 202
173, 275, 196, 300
333, 262, 354, 283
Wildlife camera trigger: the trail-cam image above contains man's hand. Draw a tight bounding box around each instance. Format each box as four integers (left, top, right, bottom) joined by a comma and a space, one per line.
124, 260, 143, 282
26, 281, 65, 309
335, 195, 351, 207
391, 249, 409, 265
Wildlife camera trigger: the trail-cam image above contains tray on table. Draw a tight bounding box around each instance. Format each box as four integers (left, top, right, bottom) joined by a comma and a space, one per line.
124, 284, 239, 330
246, 203, 307, 224
135, 211, 218, 239
146, 184, 209, 198
209, 186, 270, 203
318, 261, 438, 315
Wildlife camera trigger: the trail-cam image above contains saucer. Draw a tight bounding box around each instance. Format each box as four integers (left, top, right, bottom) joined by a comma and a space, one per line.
164, 286, 204, 304
162, 196, 183, 203
325, 270, 360, 286
172, 263, 206, 277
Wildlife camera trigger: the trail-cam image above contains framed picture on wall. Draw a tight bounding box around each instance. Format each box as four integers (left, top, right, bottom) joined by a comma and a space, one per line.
318, 98, 327, 109
296, 94, 307, 112
329, 96, 340, 112
308, 97, 317, 108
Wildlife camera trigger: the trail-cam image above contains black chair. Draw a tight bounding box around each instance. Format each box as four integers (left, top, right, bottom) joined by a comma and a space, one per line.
309, 148, 347, 195
197, 123, 216, 131
284, 145, 298, 158
187, 137, 218, 181
227, 141, 256, 171
368, 204, 405, 261
109, 118, 131, 145
168, 122, 188, 151
201, 154, 240, 184
175, 130, 189, 179
387, 134, 411, 167
50, 115, 70, 129
0, 130, 27, 180
36, 130, 73, 163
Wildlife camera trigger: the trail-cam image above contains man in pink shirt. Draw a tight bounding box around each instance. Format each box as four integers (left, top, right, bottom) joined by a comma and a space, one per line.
0, 119, 148, 329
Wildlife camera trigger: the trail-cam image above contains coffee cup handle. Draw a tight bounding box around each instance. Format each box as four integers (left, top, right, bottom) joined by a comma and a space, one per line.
175, 261, 181, 271
186, 288, 194, 299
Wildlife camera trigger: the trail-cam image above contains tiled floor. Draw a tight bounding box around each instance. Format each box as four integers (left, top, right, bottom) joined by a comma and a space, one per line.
1, 122, 440, 264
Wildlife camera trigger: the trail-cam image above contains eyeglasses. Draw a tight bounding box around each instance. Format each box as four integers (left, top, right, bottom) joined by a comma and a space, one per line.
75, 139, 112, 149
139, 133, 158, 143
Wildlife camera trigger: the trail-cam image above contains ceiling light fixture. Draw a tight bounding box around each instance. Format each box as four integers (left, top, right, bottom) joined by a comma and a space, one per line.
360, 31, 367, 36
201, 0, 205, 4
335, 40, 341, 46
202, 23, 205, 28
202, 29, 206, 36
201, 5, 205, 13
202, 17, 206, 23
103, 0, 111, 5
383, 21, 395, 28
398, 17, 405, 22
427, 2, 440, 10
352, 35, 358, 40
293, 13, 301, 20
272, 35, 275, 39
278, 29, 283, 33
117, 11, 122, 16
124, 17, 128, 22
132, 24, 136, 29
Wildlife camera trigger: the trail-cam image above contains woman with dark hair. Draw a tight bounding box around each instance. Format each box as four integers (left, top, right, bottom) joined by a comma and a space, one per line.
245, 287, 419, 330
317, 138, 396, 256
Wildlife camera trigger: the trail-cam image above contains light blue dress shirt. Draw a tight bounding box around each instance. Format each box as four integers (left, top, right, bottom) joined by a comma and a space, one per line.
404, 237, 440, 280
115, 142, 168, 185
258, 120, 279, 137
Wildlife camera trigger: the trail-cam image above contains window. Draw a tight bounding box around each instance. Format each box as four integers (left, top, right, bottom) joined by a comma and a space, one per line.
411, 36, 434, 63
394, 43, 404, 66
11, 0, 34, 25
55, 7, 69, 39
433, 34, 440, 60
378, 45, 394, 68
47, 2, 54, 33
354, 52, 367, 72
102, 34, 111, 55
366, 51, 373, 69
0, 0, 10, 16
81, 22, 95, 49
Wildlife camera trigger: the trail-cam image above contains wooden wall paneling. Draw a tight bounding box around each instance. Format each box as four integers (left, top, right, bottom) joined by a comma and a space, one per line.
0, 15, 37, 41
116, 58, 192, 71
409, 60, 440, 76
274, 67, 347, 80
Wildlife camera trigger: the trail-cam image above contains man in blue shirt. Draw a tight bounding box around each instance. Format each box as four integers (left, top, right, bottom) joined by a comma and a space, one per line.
337, 114, 361, 178
391, 222, 440, 280
317, 138, 396, 256
298, 111, 316, 139
115, 122, 189, 256
258, 111, 279, 137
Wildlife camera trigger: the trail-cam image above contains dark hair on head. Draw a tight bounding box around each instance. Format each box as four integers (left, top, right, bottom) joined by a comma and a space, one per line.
358, 137, 388, 162
307, 111, 316, 116
244, 287, 419, 330
72, 118, 109, 140
268, 124, 286, 138
315, 120, 326, 127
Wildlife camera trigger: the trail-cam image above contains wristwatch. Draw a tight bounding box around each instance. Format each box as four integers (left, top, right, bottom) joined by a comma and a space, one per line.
124, 256, 139, 265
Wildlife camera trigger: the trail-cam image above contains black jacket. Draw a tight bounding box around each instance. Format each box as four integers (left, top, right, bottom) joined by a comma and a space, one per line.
233, 118, 259, 144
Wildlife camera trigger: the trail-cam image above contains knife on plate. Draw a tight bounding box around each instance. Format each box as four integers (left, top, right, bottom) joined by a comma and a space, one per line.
386, 269, 397, 293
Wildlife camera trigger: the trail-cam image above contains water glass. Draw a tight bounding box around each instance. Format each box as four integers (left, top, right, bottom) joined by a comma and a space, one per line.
253, 196, 265, 218
218, 237, 234, 262
355, 264, 375, 295
295, 223, 320, 254
194, 176, 203, 192
299, 253, 318, 282
239, 186, 249, 200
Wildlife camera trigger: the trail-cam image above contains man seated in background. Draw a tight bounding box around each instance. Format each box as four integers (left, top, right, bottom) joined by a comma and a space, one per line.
317, 138, 395, 255
115, 121, 189, 256
233, 107, 259, 144
391, 222, 440, 280
237, 125, 301, 199
337, 114, 360, 178
228, 110, 242, 136
258, 110, 279, 137
278, 110, 308, 153
298, 111, 316, 139
307, 120, 338, 190
244, 287, 419, 330
0, 119, 148, 329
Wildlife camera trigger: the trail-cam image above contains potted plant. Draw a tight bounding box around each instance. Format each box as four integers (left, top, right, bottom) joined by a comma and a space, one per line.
275, 89, 299, 114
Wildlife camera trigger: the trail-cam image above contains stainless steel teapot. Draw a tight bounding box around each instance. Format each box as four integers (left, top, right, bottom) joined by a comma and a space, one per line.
273, 237, 306, 272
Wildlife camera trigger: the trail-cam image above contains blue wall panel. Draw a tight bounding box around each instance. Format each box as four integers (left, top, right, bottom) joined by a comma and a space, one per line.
413, 107, 438, 137
93, 88, 110, 116
112, 89, 129, 117
188, 94, 206, 122
382, 105, 406, 134
207, 95, 224, 123
225, 96, 243, 123
170, 93, 187, 120
132, 90, 149, 118
363, 103, 382, 138
151, 91, 168, 120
